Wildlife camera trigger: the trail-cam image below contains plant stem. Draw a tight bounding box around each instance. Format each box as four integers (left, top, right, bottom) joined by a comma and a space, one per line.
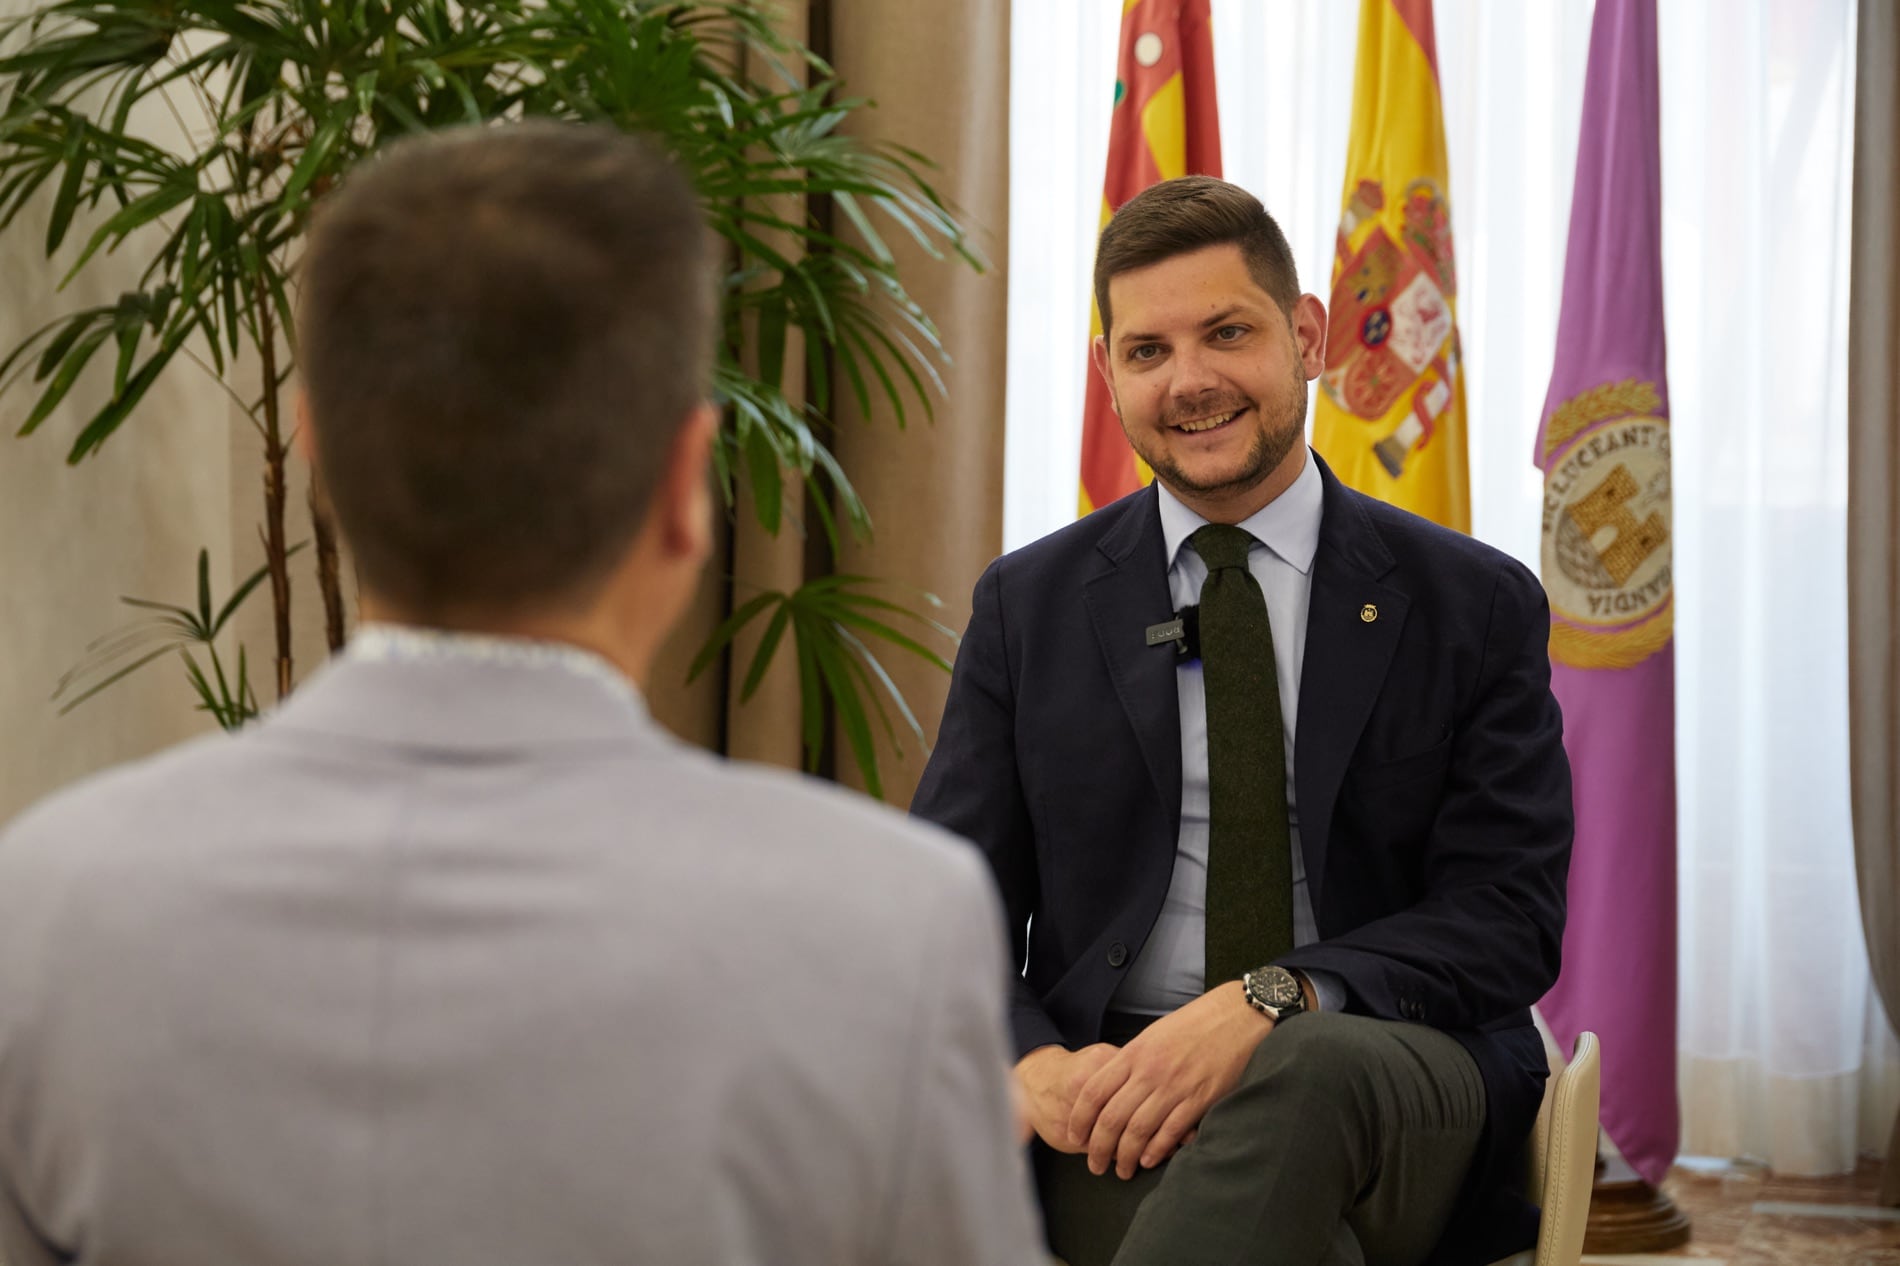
309, 469, 346, 652
255, 271, 293, 699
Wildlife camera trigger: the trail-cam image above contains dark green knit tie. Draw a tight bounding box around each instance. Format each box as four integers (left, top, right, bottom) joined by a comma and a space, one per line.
1191, 523, 1294, 989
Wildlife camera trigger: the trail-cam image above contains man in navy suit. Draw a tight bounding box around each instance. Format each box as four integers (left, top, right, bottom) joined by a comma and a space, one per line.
912, 177, 1572, 1266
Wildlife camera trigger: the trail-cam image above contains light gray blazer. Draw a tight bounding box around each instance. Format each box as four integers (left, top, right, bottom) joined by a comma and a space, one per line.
0, 653, 1042, 1265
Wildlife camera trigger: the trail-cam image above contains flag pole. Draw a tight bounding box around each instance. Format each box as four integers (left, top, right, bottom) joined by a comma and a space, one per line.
1583, 1147, 1690, 1254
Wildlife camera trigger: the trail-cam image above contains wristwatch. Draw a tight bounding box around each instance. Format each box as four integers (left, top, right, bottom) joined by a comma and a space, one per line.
1242, 965, 1308, 1023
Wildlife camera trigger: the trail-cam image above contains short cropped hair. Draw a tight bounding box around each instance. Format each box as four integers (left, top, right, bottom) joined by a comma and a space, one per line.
1093, 176, 1300, 333
299, 121, 717, 617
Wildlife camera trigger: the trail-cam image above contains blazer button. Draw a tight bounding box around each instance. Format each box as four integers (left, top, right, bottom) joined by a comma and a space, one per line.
1107, 942, 1128, 968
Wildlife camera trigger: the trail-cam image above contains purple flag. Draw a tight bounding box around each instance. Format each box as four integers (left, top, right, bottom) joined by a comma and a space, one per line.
1533, 0, 1678, 1187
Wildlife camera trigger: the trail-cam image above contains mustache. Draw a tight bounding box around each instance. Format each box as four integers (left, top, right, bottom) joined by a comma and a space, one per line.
1159, 394, 1252, 428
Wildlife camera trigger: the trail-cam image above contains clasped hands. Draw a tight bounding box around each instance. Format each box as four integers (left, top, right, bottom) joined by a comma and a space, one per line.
1014, 981, 1273, 1179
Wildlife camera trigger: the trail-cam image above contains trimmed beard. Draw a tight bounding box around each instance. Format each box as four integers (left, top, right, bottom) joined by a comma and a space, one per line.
1135, 361, 1308, 499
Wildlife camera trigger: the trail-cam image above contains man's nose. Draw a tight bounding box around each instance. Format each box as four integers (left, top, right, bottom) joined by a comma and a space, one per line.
1168, 343, 1222, 399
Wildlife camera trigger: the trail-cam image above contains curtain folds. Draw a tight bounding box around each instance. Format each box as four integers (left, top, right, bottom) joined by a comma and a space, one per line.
1848, 0, 1900, 1207
648, 0, 1011, 809
827, 0, 1011, 806
1661, 0, 1900, 1179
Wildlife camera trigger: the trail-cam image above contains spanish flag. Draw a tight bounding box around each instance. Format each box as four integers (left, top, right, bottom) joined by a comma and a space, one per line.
1078, 0, 1221, 517
1311, 0, 1469, 532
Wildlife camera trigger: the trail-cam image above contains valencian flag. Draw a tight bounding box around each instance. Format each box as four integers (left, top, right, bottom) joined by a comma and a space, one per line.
1078, 0, 1221, 516
1311, 0, 1468, 532
1533, 0, 1678, 1187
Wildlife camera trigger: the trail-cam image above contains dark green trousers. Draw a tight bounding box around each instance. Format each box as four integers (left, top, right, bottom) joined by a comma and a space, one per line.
1035, 1011, 1486, 1266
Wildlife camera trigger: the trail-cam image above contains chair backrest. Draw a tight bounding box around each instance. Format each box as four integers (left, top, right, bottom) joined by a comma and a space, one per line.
1526, 1031, 1601, 1266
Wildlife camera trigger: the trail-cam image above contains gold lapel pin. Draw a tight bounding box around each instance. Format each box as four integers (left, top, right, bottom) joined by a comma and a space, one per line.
1360, 604, 1379, 623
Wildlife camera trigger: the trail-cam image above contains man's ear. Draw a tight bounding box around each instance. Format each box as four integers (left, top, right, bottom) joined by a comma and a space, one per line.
657, 403, 718, 564
1089, 335, 1120, 416
1292, 294, 1328, 381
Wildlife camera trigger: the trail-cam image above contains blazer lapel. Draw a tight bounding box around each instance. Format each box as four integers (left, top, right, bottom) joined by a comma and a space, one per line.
1082, 486, 1185, 838
1296, 462, 1409, 914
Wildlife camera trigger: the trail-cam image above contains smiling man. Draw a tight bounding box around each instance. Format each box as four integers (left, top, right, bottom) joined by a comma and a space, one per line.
912, 177, 1574, 1266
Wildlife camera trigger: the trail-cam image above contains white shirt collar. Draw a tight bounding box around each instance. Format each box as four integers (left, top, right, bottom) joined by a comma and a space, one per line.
344, 623, 645, 712
1155, 447, 1324, 576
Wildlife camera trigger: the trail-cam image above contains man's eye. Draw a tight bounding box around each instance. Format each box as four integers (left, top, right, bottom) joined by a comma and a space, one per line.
1215, 325, 1246, 342
1130, 345, 1161, 362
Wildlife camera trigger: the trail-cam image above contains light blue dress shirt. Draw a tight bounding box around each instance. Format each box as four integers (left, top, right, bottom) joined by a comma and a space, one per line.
1112, 451, 1344, 1016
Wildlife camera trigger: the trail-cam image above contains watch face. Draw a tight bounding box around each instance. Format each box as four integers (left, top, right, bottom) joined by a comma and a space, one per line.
1264, 969, 1302, 1008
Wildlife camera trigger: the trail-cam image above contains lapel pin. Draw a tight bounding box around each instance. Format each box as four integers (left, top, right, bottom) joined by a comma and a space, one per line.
1360, 603, 1379, 623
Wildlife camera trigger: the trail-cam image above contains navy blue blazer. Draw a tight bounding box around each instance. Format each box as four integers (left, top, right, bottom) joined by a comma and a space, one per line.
911, 454, 1573, 1265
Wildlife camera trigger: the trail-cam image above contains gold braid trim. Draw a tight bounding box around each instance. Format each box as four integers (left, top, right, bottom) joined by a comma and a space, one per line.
1544, 379, 1664, 463
1548, 599, 1674, 670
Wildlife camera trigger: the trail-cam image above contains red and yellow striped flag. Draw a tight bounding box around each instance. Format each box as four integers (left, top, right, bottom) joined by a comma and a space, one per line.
1078, 0, 1222, 517
1311, 0, 1469, 532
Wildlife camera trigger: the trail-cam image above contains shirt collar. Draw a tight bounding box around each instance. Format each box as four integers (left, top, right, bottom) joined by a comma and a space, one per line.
1155, 446, 1324, 577
344, 623, 645, 714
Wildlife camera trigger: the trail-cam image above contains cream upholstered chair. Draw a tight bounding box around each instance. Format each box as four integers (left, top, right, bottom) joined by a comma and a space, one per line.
1046, 1031, 1602, 1266
1491, 1030, 1602, 1266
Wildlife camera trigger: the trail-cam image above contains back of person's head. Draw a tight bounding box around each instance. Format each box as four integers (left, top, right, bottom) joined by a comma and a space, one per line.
299, 121, 716, 623
1093, 175, 1300, 333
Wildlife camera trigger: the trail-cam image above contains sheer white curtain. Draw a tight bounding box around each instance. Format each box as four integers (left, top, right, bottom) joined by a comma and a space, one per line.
1661, 0, 1899, 1174
1005, 0, 1897, 1174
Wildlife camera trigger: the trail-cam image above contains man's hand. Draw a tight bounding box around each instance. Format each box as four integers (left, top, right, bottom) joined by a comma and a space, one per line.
1068, 982, 1273, 1178
1013, 1043, 1120, 1152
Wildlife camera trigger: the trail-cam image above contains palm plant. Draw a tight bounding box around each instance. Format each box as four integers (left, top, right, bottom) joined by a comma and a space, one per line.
54, 545, 303, 730
0, 0, 973, 797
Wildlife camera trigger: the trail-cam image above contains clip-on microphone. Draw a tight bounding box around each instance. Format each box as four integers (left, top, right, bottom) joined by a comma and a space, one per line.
1143, 604, 1201, 661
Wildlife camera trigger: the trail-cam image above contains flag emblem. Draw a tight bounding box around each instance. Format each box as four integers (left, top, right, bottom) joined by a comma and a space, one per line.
1541, 381, 1674, 670
1322, 179, 1456, 433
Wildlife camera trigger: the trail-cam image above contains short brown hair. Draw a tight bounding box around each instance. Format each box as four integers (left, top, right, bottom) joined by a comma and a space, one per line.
1093, 176, 1300, 333
300, 121, 716, 618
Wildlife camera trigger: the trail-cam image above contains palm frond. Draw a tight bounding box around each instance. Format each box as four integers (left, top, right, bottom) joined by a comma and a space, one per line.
2, 0, 977, 793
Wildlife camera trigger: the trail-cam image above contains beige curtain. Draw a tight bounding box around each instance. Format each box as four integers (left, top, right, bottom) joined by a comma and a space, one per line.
1848, 0, 1900, 1207
0, 310, 237, 826
650, 0, 1011, 809
0, 0, 242, 823
828, 0, 1010, 807
648, 0, 820, 768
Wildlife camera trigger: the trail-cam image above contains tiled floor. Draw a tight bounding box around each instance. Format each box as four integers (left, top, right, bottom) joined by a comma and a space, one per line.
1582, 1158, 1899, 1266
